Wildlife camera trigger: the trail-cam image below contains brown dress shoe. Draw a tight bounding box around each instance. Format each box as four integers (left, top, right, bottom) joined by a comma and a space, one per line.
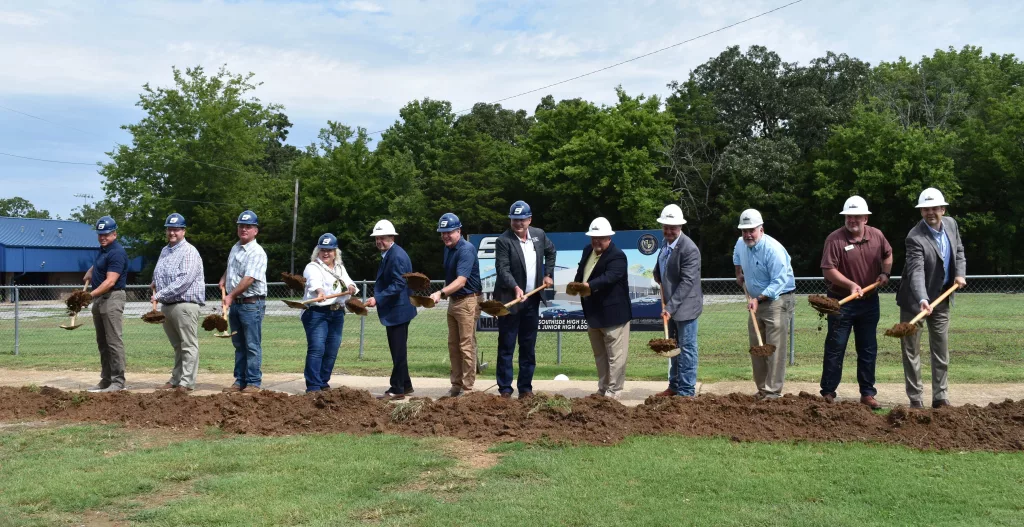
909, 400, 924, 409
240, 386, 261, 394
222, 384, 242, 393
377, 392, 405, 401
655, 388, 677, 397
518, 391, 534, 400
173, 386, 194, 393
822, 393, 836, 404
157, 382, 175, 390
499, 392, 512, 399
932, 399, 951, 409
860, 395, 882, 410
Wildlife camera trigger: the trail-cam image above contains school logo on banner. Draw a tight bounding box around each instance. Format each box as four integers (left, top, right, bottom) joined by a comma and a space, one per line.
637, 234, 658, 255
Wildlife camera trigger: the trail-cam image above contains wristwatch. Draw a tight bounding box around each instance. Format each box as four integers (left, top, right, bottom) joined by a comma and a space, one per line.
881, 272, 891, 278
440, 291, 448, 300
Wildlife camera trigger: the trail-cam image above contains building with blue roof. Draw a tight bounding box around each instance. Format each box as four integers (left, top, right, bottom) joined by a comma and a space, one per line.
0, 216, 143, 286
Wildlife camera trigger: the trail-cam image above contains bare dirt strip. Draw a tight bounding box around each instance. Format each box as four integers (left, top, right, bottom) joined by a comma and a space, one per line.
1, 387, 1022, 452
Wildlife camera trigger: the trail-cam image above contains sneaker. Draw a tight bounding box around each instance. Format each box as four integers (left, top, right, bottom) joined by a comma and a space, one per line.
222, 384, 242, 393
605, 391, 621, 400
240, 386, 261, 394
655, 388, 677, 397
86, 382, 110, 393
98, 385, 124, 393
158, 382, 175, 390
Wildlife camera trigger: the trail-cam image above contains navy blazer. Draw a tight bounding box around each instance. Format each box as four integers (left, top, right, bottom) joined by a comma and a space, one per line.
374, 243, 417, 327
573, 242, 632, 329
493, 226, 556, 313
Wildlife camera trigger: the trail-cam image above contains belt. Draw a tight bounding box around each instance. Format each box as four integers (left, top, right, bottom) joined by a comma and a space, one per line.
763, 290, 795, 302
308, 304, 344, 312
239, 296, 266, 304
450, 292, 482, 301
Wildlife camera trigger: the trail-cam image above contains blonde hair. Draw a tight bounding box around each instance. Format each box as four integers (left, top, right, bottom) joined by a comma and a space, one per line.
310, 246, 344, 266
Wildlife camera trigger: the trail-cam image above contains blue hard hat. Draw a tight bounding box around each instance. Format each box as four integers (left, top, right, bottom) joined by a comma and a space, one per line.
236, 210, 259, 225
508, 200, 532, 219
317, 232, 338, 249
164, 213, 186, 228
436, 213, 462, 232
95, 216, 118, 234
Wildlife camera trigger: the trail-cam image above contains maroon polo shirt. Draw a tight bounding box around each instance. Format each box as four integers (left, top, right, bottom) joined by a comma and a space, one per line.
821, 225, 892, 296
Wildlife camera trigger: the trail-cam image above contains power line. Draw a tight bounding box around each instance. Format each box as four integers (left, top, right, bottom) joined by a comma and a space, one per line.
0, 151, 97, 165
368, 0, 805, 134
0, 104, 94, 136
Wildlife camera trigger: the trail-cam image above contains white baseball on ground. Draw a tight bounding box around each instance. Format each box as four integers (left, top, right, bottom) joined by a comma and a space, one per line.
554, 374, 569, 381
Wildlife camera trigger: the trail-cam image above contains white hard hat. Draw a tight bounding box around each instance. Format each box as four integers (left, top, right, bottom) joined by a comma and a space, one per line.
737, 209, 764, 229
370, 219, 398, 237
657, 204, 687, 225
585, 217, 615, 237
840, 195, 872, 215
915, 187, 949, 208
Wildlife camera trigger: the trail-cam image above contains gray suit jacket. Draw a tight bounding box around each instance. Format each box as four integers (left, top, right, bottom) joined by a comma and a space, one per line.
896, 216, 967, 311
494, 227, 556, 313
652, 233, 703, 321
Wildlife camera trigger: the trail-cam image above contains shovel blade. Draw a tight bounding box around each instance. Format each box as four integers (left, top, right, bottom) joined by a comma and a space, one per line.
655, 348, 681, 358
59, 324, 83, 330
282, 300, 307, 309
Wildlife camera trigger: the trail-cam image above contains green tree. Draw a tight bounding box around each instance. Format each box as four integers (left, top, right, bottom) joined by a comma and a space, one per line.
0, 197, 51, 219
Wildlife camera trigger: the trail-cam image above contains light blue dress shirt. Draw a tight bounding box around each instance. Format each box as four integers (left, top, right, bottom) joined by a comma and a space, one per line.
732, 233, 796, 300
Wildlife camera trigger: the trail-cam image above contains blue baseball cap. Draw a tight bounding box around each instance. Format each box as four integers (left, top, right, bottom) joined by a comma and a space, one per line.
95, 216, 117, 234
237, 210, 258, 225
317, 233, 338, 249
508, 200, 532, 219
436, 213, 462, 232
164, 213, 186, 228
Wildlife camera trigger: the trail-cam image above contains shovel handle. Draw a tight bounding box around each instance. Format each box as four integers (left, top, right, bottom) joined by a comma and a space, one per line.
907, 283, 960, 325
660, 286, 671, 339
504, 284, 549, 309
746, 293, 765, 347
151, 299, 158, 311
838, 280, 882, 305
301, 291, 350, 305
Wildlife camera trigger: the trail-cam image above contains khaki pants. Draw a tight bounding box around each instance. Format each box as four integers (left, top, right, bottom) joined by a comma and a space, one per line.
92, 291, 126, 388
588, 322, 630, 396
900, 300, 951, 403
162, 302, 201, 389
748, 293, 794, 397
447, 294, 480, 391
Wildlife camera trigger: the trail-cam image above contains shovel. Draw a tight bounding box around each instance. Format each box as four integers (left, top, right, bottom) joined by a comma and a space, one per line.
648, 287, 681, 357
345, 298, 369, 316
480, 284, 548, 317
747, 294, 776, 357
215, 285, 237, 338
885, 283, 960, 338
808, 280, 882, 316
409, 295, 436, 308
402, 272, 432, 292
141, 299, 166, 324
282, 291, 351, 310
60, 282, 89, 330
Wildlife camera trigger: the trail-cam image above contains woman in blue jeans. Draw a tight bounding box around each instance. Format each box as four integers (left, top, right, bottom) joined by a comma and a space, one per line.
301, 233, 357, 393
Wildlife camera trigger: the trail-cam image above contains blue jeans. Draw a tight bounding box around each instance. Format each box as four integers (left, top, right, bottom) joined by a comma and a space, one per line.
229, 299, 265, 388
668, 318, 699, 396
820, 293, 879, 397
496, 298, 539, 394
301, 306, 345, 392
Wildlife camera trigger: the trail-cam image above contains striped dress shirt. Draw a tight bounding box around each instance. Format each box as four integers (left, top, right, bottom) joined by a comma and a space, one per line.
153, 239, 206, 304
226, 239, 268, 297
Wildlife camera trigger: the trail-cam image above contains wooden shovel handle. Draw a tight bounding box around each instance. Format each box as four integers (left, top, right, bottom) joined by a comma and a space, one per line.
746, 293, 765, 346
504, 284, 549, 308
660, 286, 671, 339
301, 291, 350, 305
838, 280, 882, 305
908, 283, 960, 325
151, 299, 158, 311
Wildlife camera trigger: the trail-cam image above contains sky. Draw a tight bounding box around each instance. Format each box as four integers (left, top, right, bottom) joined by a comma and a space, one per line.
1, 0, 1021, 219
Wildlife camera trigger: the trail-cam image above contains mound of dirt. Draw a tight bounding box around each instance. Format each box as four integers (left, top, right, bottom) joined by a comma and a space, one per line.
2, 388, 1022, 452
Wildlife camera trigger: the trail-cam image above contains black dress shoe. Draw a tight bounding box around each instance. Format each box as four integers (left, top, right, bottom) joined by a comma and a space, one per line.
821, 393, 836, 404
909, 400, 924, 409
518, 391, 535, 400
499, 392, 512, 399
932, 399, 950, 409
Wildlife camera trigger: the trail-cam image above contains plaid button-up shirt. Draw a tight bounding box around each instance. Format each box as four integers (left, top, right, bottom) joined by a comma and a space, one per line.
226, 239, 268, 297
153, 239, 206, 304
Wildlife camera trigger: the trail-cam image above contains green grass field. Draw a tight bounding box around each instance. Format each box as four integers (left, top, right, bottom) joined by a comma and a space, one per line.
1, 423, 1022, 526
0, 294, 1021, 383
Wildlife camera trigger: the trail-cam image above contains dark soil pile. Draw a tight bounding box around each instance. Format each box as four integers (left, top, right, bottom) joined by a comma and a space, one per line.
65, 291, 92, 316
2, 388, 1022, 452
648, 338, 678, 353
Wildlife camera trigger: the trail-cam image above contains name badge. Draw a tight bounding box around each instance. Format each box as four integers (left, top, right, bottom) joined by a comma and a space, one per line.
844, 244, 854, 252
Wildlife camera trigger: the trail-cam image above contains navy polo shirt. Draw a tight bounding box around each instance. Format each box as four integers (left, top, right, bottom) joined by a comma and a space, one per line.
91, 240, 129, 291
444, 237, 481, 296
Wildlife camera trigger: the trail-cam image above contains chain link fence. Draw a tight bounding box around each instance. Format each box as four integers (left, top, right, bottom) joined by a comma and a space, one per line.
0, 276, 1021, 380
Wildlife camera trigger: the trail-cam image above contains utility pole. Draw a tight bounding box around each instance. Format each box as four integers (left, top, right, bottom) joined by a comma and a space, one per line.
73, 193, 94, 208
290, 178, 299, 275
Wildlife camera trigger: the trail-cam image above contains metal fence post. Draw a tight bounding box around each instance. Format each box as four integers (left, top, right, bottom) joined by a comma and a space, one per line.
789, 309, 795, 366
556, 329, 562, 364
13, 286, 20, 356
358, 281, 366, 359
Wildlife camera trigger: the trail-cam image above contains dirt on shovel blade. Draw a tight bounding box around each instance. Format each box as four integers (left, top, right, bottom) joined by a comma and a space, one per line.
280, 272, 306, 292
648, 338, 678, 353
201, 314, 228, 332
2, 387, 1023, 452
808, 295, 840, 314
141, 311, 165, 324
749, 344, 777, 357
885, 323, 918, 338
65, 291, 92, 316
402, 272, 431, 291
345, 298, 368, 316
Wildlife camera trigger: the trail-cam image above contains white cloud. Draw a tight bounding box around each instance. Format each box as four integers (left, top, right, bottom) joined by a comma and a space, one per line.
337, 1, 386, 13
0, 10, 42, 26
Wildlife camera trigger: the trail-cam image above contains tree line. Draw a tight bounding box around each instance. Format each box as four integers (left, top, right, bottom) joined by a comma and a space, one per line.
13, 44, 1022, 282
